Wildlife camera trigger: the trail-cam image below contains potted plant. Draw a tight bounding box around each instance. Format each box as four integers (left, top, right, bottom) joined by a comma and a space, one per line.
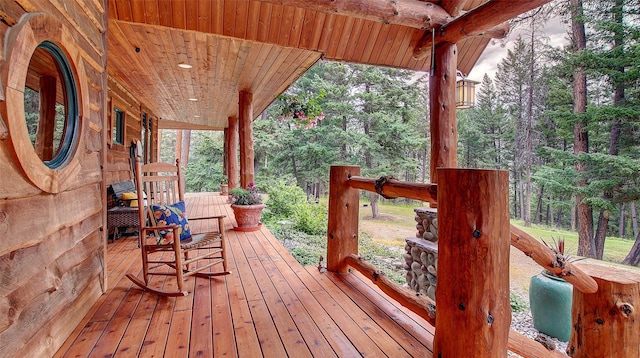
228, 182, 264, 231
220, 175, 229, 196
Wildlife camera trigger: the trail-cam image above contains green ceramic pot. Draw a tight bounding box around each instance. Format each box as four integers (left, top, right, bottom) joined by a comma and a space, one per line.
529, 270, 573, 342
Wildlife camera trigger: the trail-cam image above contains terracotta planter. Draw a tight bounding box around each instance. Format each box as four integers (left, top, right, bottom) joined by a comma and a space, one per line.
220, 184, 229, 195
231, 204, 265, 231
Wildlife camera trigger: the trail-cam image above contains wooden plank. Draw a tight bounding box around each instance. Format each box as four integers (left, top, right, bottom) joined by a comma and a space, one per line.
255, 232, 361, 357
267, 3, 284, 44
365, 22, 392, 64
336, 16, 358, 60
256, 1, 272, 43
136, 291, 176, 357
227, 230, 286, 356
247, 233, 337, 357
212, 0, 224, 34
337, 270, 434, 352
198, 0, 212, 33
287, 6, 305, 48
237, 232, 312, 356
234, 0, 249, 38
211, 275, 237, 358
165, 310, 192, 356
277, 5, 295, 46
88, 290, 145, 357
189, 272, 213, 357
324, 13, 347, 59
304, 267, 401, 356
245, 0, 262, 41
223, 0, 238, 37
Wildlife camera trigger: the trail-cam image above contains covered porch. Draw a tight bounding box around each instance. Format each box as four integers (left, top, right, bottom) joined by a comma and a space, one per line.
55, 193, 434, 357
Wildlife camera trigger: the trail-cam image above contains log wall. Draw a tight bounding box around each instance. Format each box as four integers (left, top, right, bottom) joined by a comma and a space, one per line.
0, 1, 108, 357
105, 76, 159, 188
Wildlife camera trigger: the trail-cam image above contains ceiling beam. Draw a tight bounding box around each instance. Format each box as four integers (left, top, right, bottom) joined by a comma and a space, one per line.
257, 0, 452, 30
439, 0, 472, 17
413, 0, 553, 60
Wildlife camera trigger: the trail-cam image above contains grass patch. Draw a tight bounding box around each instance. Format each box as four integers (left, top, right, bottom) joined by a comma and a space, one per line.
510, 220, 633, 263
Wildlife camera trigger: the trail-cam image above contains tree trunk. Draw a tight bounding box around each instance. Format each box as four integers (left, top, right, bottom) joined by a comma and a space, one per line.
513, 170, 519, 219
632, 201, 639, 238
523, 29, 535, 227
546, 194, 552, 227
622, 229, 640, 266
594, 0, 624, 259
180, 129, 191, 167
289, 143, 298, 180
620, 203, 626, 238
534, 184, 544, 224
519, 172, 526, 222
571, 0, 594, 258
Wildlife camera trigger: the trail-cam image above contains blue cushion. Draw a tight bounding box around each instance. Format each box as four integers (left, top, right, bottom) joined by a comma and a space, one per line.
151, 201, 191, 244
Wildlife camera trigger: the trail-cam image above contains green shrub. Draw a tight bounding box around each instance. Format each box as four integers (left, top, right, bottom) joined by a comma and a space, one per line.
262, 179, 327, 235
263, 179, 307, 220
293, 203, 327, 235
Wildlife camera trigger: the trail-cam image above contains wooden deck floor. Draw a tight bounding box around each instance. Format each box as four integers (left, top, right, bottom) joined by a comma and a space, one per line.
55, 193, 434, 357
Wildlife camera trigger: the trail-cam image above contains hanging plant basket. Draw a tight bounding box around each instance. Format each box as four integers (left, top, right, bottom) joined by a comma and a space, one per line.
277, 91, 325, 129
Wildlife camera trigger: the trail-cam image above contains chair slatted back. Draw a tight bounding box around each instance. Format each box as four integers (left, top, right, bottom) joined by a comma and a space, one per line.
135, 158, 185, 243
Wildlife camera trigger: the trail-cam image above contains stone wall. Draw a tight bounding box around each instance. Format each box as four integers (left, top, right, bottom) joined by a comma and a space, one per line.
404, 208, 438, 300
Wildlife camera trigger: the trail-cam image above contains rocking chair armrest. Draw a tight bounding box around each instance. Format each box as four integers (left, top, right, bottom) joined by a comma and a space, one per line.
188, 214, 226, 221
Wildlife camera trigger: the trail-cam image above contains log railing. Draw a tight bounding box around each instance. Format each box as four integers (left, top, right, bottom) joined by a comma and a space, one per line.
327, 165, 640, 357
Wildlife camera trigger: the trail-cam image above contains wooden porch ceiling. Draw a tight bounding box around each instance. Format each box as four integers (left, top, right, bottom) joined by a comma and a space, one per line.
107, 0, 495, 130
55, 193, 435, 357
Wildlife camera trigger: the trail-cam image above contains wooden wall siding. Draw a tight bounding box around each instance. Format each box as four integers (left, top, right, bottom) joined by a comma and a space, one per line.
107, 0, 490, 130
0, 1, 108, 357
105, 75, 162, 187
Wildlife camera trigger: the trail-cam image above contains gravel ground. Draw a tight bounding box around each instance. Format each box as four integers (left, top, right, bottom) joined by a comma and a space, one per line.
509, 310, 568, 356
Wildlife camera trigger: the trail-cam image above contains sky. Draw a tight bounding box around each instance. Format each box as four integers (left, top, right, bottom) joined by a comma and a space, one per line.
468, 16, 569, 81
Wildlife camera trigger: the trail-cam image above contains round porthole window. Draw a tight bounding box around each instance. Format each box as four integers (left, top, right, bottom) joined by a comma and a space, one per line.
3, 13, 89, 193
23, 41, 79, 168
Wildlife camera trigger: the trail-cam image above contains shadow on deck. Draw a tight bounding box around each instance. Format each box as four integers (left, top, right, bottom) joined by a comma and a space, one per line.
55, 193, 434, 357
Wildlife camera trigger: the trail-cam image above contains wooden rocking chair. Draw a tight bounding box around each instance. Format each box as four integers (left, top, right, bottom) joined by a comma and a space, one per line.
126, 158, 230, 296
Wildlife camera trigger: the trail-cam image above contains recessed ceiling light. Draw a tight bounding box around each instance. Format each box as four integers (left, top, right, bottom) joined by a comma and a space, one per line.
178, 63, 192, 69
189, 98, 198, 101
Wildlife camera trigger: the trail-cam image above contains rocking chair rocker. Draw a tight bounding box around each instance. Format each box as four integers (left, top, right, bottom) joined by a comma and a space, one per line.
126, 158, 230, 296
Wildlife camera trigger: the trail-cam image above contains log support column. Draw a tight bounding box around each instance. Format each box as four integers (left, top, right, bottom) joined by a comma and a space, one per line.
226, 116, 239, 190
434, 168, 511, 356
429, 43, 458, 183
327, 165, 360, 272
239, 91, 254, 188
35, 76, 56, 160
568, 263, 640, 357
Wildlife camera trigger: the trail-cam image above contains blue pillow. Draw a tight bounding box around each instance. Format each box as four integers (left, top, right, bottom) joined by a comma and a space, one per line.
151, 201, 191, 244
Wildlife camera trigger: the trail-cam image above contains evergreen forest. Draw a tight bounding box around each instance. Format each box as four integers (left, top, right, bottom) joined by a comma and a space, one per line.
166, 0, 640, 266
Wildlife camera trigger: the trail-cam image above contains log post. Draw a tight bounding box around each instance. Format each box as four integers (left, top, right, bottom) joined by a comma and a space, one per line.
327, 166, 360, 272
429, 43, 458, 185
239, 91, 254, 188
35, 75, 56, 161
434, 168, 511, 357
227, 116, 239, 190
568, 261, 640, 357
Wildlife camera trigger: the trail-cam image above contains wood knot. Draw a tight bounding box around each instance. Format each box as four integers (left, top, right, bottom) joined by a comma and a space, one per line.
617, 302, 634, 317
374, 176, 397, 199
